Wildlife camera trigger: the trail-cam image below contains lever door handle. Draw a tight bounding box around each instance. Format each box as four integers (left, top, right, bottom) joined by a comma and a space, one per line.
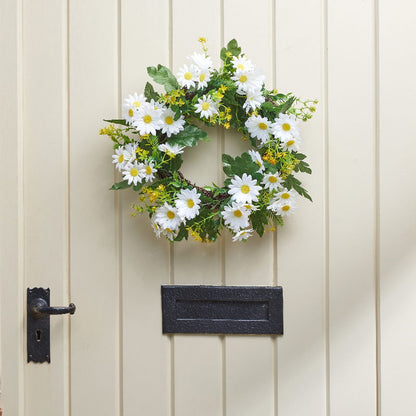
29, 298, 76, 318
27, 287, 76, 363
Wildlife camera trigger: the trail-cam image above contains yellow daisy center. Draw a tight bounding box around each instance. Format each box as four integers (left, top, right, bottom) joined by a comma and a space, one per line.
145, 166, 152, 175
282, 123, 291, 131
133, 101, 141, 108
130, 168, 139, 177
118, 155, 124, 163
234, 210, 242, 218
128, 109, 134, 117
167, 211, 175, 219
187, 199, 195, 208
237, 64, 245, 70
143, 115, 152, 124
282, 205, 290, 212
258, 122, 268, 130
199, 73, 206, 82
202, 102, 210, 111
269, 176, 277, 183
165, 116, 174, 125
281, 192, 290, 199
241, 185, 250, 194
286, 140, 295, 146
239, 75, 248, 83
184, 72, 193, 80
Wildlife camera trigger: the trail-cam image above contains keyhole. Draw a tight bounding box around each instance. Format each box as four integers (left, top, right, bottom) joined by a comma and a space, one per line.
36, 329, 42, 342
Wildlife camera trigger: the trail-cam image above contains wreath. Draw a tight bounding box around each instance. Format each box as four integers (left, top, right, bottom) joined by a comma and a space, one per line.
101, 38, 316, 243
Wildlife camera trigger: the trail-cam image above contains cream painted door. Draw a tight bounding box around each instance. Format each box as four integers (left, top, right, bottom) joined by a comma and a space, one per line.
1, 0, 416, 415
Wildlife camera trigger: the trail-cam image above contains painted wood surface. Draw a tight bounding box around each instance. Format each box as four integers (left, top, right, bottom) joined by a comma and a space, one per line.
1, 0, 415, 415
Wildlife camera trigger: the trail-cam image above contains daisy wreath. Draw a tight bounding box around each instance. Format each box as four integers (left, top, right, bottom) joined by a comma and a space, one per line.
101, 38, 316, 243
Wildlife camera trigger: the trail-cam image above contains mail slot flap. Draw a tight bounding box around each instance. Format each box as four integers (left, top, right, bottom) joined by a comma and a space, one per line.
161, 285, 283, 335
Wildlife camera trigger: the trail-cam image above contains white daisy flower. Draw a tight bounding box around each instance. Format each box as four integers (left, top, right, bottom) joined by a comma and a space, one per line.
267, 198, 297, 217
154, 203, 182, 230
161, 226, 179, 241
132, 102, 162, 136
158, 143, 185, 158
231, 55, 254, 72
262, 173, 283, 191
195, 68, 212, 90
221, 202, 250, 232
245, 115, 272, 144
177, 64, 198, 89
123, 143, 138, 162
281, 135, 302, 152
271, 114, 300, 141
122, 162, 143, 186
243, 203, 259, 213
175, 188, 201, 220
228, 173, 262, 204
231, 69, 265, 94
140, 160, 157, 182
112, 146, 127, 171
194, 95, 219, 119
122, 93, 146, 124
232, 228, 254, 242
151, 220, 163, 238
188, 52, 213, 71
275, 188, 297, 203
243, 90, 265, 113
248, 149, 265, 173
160, 108, 185, 137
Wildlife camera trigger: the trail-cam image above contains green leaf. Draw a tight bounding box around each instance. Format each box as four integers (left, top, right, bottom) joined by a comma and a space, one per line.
284, 175, 313, 202
279, 96, 296, 114
167, 125, 208, 147
250, 209, 268, 237
220, 47, 227, 62
104, 119, 128, 126
147, 64, 179, 92
110, 180, 131, 190
144, 82, 160, 101
227, 39, 241, 56
174, 224, 189, 241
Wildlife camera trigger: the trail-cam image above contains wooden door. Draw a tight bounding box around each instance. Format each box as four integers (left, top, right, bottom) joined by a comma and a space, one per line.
1, 0, 416, 415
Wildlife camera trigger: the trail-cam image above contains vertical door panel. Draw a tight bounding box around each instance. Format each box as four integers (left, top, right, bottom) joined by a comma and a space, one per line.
379, 0, 416, 413
223, 2, 275, 415
171, 2, 224, 415
23, 0, 69, 414
0, 0, 24, 413
327, 0, 377, 414
69, 0, 120, 414
120, 1, 171, 415
275, 1, 327, 415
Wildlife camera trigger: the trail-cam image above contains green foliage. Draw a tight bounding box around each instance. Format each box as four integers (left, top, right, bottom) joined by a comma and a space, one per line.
250, 208, 269, 237
104, 119, 128, 126
110, 180, 131, 190
284, 175, 312, 202
220, 39, 242, 61
167, 125, 208, 147
144, 82, 160, 101
147, 65, 179, 92
222, 153, 259, 177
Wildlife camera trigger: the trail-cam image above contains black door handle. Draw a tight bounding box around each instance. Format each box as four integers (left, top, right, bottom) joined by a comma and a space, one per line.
29, 298, 76, 318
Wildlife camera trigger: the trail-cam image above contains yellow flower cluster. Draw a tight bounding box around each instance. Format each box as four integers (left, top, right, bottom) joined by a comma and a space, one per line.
135, 147, 149, 160
99, 124, 126, 145
162, 88, 186, 106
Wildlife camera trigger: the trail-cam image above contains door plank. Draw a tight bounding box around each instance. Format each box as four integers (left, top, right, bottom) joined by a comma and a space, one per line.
69, 0, 120, 414
120, 1, 171, 415
223, 1, 275, 415
275, 1, 327, 415
379, 1, 416, 413
327, 0, 377, 414
22, 0, 70, 414
171, 2, 224, 415
0, 0, 24, 413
